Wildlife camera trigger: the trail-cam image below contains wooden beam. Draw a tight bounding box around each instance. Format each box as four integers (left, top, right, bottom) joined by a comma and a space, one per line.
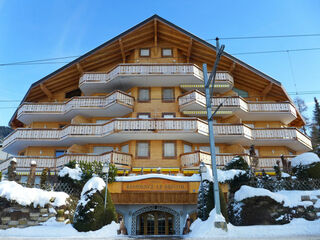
40, 83, 53, 100
186, 38, 193, 63
76, 63, 83, 75
118, 38, 126, 63
154, 19, 157, 54
261, 82, 273, 100
229, 62, 236, 74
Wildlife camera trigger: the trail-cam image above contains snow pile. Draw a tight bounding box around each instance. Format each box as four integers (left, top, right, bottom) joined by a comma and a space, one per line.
291, 152, 320, 167
78, 177, 105, 207
235, 185, 320, 208
0, 181, 69, 207
281, 172, 290, 178
0, 217, 119, 238
59, 166, 82, 181
189, 209, 320, 239
201, 165, 246, 183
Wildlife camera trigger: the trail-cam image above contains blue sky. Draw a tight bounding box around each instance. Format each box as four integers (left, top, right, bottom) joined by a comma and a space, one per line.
0, 0, 319, 127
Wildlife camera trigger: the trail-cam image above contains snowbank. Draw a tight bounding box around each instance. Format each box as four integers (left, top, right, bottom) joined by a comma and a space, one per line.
235, 185, 320, 208
189, 209, 320, 239
0, 181, 69, 207
201, 165, 246, 183
291, 152, 320, 167
0, 218, 119, 238
58, 166, 82, 181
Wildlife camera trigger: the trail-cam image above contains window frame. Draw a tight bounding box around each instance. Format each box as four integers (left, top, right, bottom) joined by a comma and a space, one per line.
161, 48, 173, 57
137, 112, 151, 119
162, 112, 176, 118
183, 141, 193, 153
136, 141, 150, 159
162, 87, 175, 102
162, 141, 177, 159
139, 48, 150, 57
138, 87, 151, 102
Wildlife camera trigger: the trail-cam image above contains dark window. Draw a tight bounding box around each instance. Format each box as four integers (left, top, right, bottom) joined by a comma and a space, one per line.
65, 89, 82, 98
55, 150, 66, 157
162, 88, 174, 102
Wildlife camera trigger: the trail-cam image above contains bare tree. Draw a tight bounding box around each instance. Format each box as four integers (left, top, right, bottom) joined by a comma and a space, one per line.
294, 97, 310, 134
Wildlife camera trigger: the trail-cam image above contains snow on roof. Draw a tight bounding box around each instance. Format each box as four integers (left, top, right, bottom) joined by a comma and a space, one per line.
291, 152, 320, 167
0, 181, 69, 207
58, 166, 82, 181
235, 185, 320, 208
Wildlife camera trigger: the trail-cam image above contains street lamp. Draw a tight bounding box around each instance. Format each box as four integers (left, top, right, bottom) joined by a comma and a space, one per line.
102, 162, 110, 210
199, 162, 207, 219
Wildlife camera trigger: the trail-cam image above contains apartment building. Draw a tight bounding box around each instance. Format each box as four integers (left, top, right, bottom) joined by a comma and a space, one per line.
0, 15, 312, 235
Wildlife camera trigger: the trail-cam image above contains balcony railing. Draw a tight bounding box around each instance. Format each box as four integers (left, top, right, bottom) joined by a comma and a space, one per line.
258, 155, 296, 170
178, 90, 297, 122
180, 151, 250, 168
16, 90, 134, 124
0, 151, 132, 172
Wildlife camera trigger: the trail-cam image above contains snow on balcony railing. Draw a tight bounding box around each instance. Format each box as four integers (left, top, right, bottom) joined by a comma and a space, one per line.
17, 90, 133, 117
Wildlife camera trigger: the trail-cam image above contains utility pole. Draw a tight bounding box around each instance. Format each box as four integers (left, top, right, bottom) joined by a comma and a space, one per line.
203, 37, 227, 231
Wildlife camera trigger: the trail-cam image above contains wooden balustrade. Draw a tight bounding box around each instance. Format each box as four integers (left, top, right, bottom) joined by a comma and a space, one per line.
17, 90, 133, 117
0, 151, 132, 172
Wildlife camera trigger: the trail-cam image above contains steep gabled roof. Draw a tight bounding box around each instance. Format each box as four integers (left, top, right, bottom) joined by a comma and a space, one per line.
10, 14, 304, 127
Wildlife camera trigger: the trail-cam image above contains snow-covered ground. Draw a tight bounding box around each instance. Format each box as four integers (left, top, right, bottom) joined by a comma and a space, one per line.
291, 152, 320, 167
0, 218, 119, 238
188, 209, 320, 239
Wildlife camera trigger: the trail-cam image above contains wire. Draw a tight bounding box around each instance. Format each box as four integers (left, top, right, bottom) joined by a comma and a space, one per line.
232, 47, 320, 55
206, 33, 320, 41
0, 56, 80, 66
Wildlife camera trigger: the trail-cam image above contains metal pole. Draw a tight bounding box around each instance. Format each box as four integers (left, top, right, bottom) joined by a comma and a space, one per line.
199, 165, 204, 219
104, 167, 109, 210
203, 63, 221, 216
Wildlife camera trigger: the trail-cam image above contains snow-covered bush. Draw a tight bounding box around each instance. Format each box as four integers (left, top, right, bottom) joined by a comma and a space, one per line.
224, 156, 252, 192
197, 180, 228, 222
72, 177, 116, 232
292, 153, 320, 179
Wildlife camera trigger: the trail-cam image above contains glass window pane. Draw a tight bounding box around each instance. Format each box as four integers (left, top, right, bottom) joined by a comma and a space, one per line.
184, 144, 192, 153
138, 114, 150, 119
137, 142, 149, 157
121, 144, 129, 153
55, 150, 65, 157
162, 48, 172, 56
164, 142, 175, 157
139, 89, 150, 101
163, 113, 175, 118
93, 146, 113, 154
163, 88, 174, 101
199, 146, 210, 153
140, 48, 150, 57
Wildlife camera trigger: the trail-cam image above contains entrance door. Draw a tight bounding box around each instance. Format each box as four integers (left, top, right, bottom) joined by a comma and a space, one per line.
138, 211, 174, 235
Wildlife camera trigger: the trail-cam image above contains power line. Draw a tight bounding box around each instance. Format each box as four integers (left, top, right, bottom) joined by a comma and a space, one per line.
0, 56, 79, 66
232, 47, 320, 55
206, 33, 320, 41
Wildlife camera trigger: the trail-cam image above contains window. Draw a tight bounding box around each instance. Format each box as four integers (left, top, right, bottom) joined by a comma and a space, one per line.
136, 141, 149, 158
162, 48, 173, 57
183, 143, 192, 153
137, 113, 151, 119
199, 146, 220, 154
121, 144, 129, 153
162, 88, 174, 102
93, 146, 113, 154
233, 87, 248, 98
163, 141, 176, 158
138, 88, 150, 102
140, 48, 150, 57
55, 150, 66, 157
162, 113, 175, 118
65, 88, 82, 98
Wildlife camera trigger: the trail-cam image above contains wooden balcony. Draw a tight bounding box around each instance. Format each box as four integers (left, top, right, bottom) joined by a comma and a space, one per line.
17, 90, 134, 124
178, 90, 297, 124
257, 155, 296, 171
79, 63, 205, 95
179, 71, 234, 93
3, 118, 209, 154
0, 151, 132, 173
3, 119, 311, 154
180, 151, 250, 169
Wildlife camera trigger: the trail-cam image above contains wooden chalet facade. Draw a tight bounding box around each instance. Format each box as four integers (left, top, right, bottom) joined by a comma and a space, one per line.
0, 15, 312, 235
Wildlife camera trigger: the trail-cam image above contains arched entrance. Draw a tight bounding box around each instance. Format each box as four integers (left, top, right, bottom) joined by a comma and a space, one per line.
138, 211, 174, 235
131, 206, 180, 235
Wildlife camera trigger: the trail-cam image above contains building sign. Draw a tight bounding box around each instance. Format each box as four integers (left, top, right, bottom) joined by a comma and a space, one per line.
122, 178, 188, 192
